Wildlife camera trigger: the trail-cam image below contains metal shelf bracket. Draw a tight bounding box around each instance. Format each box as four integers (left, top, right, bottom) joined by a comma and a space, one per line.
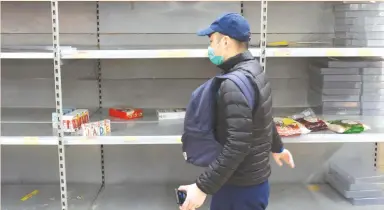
51, 1, 68, 210
260, 0, 268, 72
96, 1, 106, 188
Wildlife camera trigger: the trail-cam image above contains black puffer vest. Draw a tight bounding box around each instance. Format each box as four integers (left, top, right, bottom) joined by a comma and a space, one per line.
196, 51, 283, 194
217, 51, 274, 186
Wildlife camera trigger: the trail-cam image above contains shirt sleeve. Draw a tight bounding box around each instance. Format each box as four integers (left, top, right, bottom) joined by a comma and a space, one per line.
271, 122, 284, 153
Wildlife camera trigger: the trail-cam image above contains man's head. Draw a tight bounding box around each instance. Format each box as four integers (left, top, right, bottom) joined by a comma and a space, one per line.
197, 13, 251, 64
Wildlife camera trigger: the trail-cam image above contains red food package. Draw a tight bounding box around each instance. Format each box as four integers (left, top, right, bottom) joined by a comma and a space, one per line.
274, 117, 311, 137
290, 109, 328, 132
109, 108, 143, 120
295, 117, 328, 132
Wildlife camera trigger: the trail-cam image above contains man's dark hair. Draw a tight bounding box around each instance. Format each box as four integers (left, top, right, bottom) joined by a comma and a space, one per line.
235, 39, 249, 49
242, 41, 249, 49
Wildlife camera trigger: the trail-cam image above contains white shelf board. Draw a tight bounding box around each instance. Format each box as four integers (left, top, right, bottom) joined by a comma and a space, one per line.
1, 123, 59, 145
2, 48, 384, 59
1, 184, 100, 210
66, 128, 384, 145
62, 49, 208, 59
3, 108, 384, 145
66, 108, 384, 145
62, 48, 384, 59
1, 136, 58, 145
0, 108, 100, 145
93, 184, 382, 210
0, 0, 379, 2
1, 108, 57, 145
266, 48, 384, 57
0, 52, 53, 59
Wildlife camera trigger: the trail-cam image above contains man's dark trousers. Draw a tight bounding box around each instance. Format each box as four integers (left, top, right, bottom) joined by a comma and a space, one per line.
210, 181, 269, 210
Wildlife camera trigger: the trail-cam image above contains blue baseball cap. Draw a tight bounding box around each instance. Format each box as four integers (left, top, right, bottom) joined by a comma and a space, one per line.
197, 13, 251, 42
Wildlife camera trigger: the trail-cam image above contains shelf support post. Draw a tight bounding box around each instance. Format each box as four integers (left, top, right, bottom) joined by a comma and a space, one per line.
51, 1, 68, 210
96, 1, 106, 187
260, 0, 268, 72
240, 1, 244, 16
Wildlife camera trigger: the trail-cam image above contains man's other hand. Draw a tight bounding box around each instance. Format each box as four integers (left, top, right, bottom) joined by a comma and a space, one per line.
272, 149, 295, 168
178, 183, 207, 210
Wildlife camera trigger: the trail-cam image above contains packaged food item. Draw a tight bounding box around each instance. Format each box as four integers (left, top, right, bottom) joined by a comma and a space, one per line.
290, 108, 328, 132
109, 107, 143, 120
274, 117, 311, 137
62, 109, 90, 132
327, 120, 370, 134
52, 108, 76, 128
157, 108, 186, 120
81, 119, 111, 137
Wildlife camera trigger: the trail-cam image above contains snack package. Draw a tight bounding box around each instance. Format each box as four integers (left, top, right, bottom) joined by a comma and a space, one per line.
81, 119, 111, 137
274, 117, 311, 137
62, 109, 89, 132
327, 120, 370, 134
109, 107, 143, 120
290, 109, 328, 132
52, 108, 76, 128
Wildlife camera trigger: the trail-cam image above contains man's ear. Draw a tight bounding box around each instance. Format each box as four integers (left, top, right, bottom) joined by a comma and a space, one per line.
222, 36, 230, 45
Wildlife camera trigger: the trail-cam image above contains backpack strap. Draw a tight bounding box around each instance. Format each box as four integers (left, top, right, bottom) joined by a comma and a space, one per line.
218, 71, 255, 109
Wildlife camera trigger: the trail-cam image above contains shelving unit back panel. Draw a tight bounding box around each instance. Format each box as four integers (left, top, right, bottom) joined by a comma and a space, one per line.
1, 2, 97, 48
0, 1, 377, 186
1, 60, 99, 108
1, 146, 102, 184
1, 143, 376, 184
99, 58, 309, 108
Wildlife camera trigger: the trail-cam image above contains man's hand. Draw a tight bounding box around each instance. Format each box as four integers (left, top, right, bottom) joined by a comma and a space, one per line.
272, 149, 295, 168
178, 183, 207, 210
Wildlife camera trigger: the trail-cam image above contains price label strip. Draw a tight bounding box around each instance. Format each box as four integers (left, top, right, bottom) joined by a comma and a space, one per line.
158, 50, 190, 58
326, 49, 342, 57
358, 49, 373, 57
80, 137, 89, 143
70, 51, 88, 59
124, 136, 137, 142
273, 49, 291, 57
177, 137, 182, 143
23, 137, 39, 145
77, 136, 99, 145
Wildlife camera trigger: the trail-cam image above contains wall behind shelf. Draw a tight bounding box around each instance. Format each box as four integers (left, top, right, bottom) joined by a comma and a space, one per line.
1, 59, 99, 108
0, 58, 309, 108
1, 2, 333, 47
99, 58, 309, 108
1, 1, 334, 108
1, 2, 97, 48
1, 2, 374, 185
1, 143, 375, 184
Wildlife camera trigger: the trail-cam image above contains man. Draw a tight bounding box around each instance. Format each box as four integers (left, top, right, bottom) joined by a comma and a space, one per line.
178, 13, 295, 210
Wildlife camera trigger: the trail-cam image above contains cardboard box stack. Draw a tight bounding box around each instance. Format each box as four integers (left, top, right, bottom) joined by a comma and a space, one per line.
309, 59, 384, 115
308, 59, 362, 115
361, 63, 384, 116
327, 159, 384, 206
334, 2, 384, 47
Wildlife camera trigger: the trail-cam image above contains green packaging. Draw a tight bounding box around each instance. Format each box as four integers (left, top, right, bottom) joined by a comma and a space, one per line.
327, 120, 370, 134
